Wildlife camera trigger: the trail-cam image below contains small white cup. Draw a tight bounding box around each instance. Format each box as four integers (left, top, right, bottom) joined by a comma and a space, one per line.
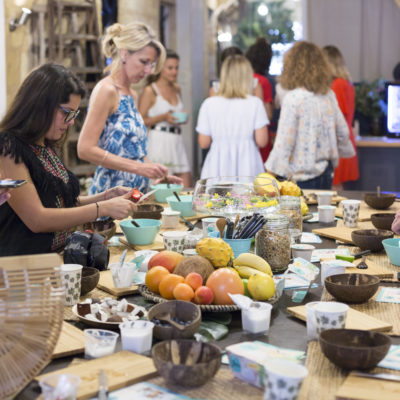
202, 217, 219, 237
60, 264, 83, 306
320, 261, 346, 286
183, 248, 198, 257
162, 231, 187, 253
341, 199, 361, 228
84, 329, 119, 359
318, 205, 336, 223
242, 302, 272, 334
263, 359, 308, 400
317, 192, 333, 206
291, 244, 315, 262
110, 262, 136, 288
119, 320, 154, 354
161, 208, 181, 229
306, 301, 324, 341
314, 302, 349, 335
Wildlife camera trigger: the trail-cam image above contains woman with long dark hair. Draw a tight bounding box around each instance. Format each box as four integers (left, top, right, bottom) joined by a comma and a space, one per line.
0, 63, 135, 256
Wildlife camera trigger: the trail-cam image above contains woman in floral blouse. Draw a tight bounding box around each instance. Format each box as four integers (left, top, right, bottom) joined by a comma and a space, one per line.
265, 41, 355, 189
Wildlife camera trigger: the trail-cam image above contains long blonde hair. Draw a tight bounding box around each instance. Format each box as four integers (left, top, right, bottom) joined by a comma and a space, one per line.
218, 55, 254, 99
102, 22, 166, 76
322, 45, 351, 81
280, 41, 332, 94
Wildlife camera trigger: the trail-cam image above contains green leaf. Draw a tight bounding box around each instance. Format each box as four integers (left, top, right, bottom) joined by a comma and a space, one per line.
197, 321, 229, 341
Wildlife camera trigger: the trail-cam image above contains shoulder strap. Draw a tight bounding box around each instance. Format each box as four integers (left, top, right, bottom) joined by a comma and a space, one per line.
151, 83, 161, 96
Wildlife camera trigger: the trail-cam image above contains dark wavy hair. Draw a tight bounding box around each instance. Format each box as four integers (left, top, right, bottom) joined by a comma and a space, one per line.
245, 37, 272, 75
0, 63, 85, 145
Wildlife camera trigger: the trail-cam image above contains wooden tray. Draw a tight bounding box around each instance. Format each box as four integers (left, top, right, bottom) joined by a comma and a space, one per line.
346, 259, 395, 279
52, 322, 85, 359
287, 305, 392, 332
336, 372, 400, 400
312, 226, 354, 244
37, 351, 158, 399
97, 270, 139, 297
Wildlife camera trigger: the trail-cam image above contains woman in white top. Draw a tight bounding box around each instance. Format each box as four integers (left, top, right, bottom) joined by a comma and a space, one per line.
139, 50, 191, 187
197, 55, 269, 179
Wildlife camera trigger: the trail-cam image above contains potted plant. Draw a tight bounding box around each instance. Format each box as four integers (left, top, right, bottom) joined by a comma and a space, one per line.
354, 79, 386, 136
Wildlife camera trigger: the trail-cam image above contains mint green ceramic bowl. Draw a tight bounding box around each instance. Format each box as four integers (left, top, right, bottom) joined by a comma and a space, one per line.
166, 195, 195, 217
382, 238, 400, 266
120, 219, 162, 245
150, 184, 183, 203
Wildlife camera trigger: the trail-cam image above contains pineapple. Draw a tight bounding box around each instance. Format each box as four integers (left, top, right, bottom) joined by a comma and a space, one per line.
196, 238, 233, 268
280, 181, 301, 197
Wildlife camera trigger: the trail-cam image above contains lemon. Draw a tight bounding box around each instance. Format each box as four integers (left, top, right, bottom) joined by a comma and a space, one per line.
300, 200, 309, 216
247, 274, 276, 301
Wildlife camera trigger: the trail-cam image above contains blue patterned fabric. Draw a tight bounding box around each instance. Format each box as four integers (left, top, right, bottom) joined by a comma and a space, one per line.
89, 94, 149, 194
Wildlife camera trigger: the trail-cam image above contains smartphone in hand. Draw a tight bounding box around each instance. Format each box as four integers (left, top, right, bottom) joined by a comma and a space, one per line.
0, 179, 27, 188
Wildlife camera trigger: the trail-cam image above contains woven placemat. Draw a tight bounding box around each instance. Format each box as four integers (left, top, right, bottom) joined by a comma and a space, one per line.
321, 286, 400, 336
63, 287, 117, 321
147, 366, 263, 400
298, 341, 400, 400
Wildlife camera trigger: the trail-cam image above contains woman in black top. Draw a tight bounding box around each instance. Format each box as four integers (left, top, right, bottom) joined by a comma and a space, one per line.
0, 63, 135, 256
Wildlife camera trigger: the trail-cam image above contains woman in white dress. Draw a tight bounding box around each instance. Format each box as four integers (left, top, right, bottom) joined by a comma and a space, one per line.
139, 50, 191, 187
196, 55, 269, 179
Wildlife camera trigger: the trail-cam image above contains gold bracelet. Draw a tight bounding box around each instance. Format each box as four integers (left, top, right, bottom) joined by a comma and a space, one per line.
95, 202, 99, 219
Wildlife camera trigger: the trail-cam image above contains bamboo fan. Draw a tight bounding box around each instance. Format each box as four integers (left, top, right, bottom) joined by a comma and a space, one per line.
0, 253, 64, 399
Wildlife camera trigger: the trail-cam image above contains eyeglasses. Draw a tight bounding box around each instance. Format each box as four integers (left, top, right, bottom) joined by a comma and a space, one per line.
58, 105, 80, 123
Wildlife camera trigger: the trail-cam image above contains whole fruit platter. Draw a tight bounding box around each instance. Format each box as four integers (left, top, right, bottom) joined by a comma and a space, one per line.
138, 237, 281, 312
192, 174, 303, 217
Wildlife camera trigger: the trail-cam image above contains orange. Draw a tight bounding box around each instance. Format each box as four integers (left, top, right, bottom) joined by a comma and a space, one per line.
145, 266, 170, 294
159, 274, 184, 300
173, 283, 195, 301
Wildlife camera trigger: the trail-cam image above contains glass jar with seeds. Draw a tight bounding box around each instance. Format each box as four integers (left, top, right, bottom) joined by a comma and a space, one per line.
255, 214, 291, 273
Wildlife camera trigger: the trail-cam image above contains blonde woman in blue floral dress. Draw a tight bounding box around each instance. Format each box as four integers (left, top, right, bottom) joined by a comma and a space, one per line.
78, 22, 182, 195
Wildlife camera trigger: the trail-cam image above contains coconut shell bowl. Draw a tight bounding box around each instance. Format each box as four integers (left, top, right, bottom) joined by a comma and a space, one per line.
80, 267, 100, 296
82, 217, 116, 241
152, 339, 222, 387
324, 273, 380, 303
148, 300, 201, 340
351, 229, 393, 252
132, 203, 164, 220
319, 329, 391, 370
370, 213, 396, 230
363, 193, 396, 209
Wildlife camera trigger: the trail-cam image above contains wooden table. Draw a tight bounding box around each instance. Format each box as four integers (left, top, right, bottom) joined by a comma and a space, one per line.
16, 190, 400, 400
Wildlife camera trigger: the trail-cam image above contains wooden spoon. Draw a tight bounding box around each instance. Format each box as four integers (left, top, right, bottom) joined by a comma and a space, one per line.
234, 214, 240, 230
216, 218, 226, 238
157, 312, 185, 330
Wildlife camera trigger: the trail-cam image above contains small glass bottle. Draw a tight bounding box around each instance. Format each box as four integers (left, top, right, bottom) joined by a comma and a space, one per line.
279, 195, 303, 244
255, 214, 291, 274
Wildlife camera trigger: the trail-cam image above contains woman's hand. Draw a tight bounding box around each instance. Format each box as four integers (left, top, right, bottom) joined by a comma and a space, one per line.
104, 185, 132, 199
139, 162, 169, 179
164, 111, 178, 125
100, 195, 136, 220
0, 188, 10, 206
154, 175, 184, 185
391, 210, 400, 234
